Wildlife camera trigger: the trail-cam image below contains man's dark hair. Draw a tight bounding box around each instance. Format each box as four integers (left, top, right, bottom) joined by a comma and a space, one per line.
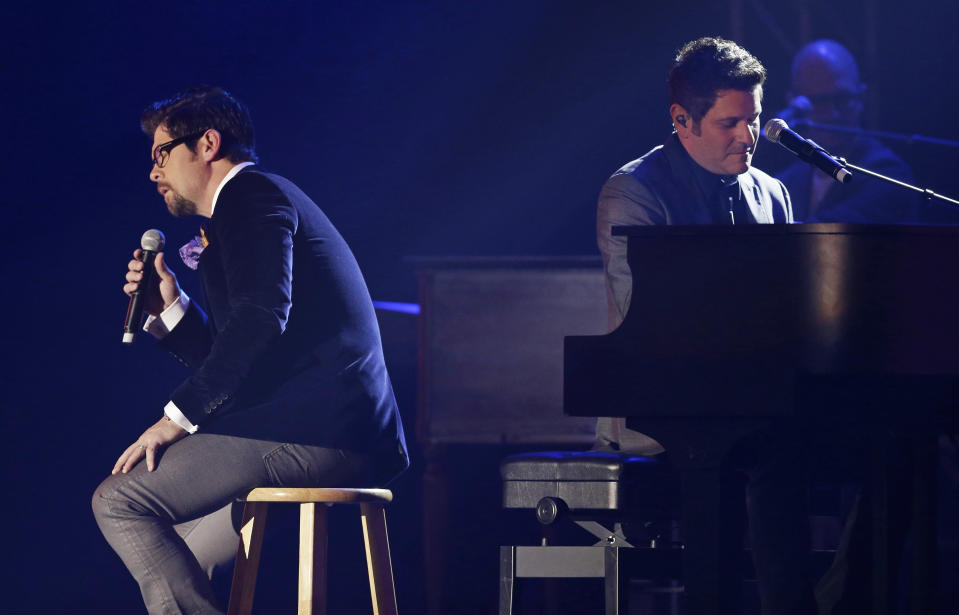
668, 37, 766, 122
141, 86, 258, 164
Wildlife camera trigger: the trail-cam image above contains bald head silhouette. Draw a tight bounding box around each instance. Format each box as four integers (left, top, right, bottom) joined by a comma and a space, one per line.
787, 40, 866, 151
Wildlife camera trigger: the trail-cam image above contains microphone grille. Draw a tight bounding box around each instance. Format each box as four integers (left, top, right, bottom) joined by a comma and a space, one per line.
140, 229, 166, 252
763, 118, 787, 143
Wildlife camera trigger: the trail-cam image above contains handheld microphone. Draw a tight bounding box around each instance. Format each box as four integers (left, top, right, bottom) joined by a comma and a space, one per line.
122, 229, 166, 344
764, 118, 852, 184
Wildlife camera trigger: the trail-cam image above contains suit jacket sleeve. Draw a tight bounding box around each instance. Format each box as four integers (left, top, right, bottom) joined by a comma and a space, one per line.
163, 173, 298, 426
157, 300, 214, 368
596, 172, 664, 331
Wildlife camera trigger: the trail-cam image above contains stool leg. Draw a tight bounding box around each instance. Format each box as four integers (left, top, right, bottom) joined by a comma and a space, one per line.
227, 501, 269, 615
360, 503, 398, 615
298, 502, 329, 615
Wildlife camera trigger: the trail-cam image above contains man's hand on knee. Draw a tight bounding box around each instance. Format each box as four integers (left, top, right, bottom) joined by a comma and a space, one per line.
112, 416, 189, 474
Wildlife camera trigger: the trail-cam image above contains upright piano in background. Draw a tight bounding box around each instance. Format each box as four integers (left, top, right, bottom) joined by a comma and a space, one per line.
565, 224, 959, 615
413, 257, 606, 615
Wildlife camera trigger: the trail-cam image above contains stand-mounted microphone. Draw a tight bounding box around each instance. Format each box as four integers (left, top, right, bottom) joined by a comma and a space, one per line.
764, 118, 852, 184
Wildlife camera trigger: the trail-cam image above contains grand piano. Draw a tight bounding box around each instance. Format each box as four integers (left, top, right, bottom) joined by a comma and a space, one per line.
564, 224, 959, 615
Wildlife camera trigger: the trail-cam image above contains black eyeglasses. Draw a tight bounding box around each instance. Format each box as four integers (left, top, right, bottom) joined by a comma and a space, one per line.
806, 91, 860, 110
152, 131, 207, 168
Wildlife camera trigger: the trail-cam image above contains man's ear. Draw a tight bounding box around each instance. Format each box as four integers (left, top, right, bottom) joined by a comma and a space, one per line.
851, 82, 867, 114
670, 103, 690, 135
197, 129, 222, 162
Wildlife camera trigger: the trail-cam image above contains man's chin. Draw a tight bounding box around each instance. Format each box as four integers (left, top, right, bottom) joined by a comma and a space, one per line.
726, 162, 750, 175
731, 155, 753, 175
165, 194, 197, 217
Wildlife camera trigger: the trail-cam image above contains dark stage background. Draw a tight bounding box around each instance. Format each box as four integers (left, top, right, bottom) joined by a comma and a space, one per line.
3, 1, 959, 613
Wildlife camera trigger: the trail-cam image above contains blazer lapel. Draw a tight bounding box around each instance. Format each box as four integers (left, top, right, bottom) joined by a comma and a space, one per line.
741, 175, 772, 224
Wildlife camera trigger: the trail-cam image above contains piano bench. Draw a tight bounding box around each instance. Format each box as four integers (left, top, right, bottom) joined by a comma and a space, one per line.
499, 451, 681, 615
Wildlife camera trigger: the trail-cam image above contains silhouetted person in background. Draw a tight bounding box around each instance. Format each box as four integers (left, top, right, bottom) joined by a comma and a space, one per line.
777, 39, 921, 223
777, 41, 947, 615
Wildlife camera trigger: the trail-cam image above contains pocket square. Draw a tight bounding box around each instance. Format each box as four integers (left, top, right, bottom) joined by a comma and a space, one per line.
179, 235, 205, 270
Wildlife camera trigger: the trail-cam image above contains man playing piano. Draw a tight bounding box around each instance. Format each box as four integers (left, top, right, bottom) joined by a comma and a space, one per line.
596, 36, 792, 338
593, 37, 814, 615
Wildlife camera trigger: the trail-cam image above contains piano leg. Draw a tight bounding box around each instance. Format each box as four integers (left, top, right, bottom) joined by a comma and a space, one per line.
679, 466, 745, 615
908, 435, 939, 615
815, 433, 919, 615
868, 434, 936, 615
744, 438, 818, 615
871, 438, 894, 615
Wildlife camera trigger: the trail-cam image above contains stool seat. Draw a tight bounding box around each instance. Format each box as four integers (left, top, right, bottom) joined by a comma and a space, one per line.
501, 451, 675, 516
245, 487, 393, 504
227, 487, 398, 615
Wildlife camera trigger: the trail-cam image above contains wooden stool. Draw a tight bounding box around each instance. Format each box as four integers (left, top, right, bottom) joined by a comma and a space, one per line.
226, 487, 398, 615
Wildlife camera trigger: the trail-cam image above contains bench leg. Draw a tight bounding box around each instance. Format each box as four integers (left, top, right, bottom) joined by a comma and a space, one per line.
227, 501, 269, 615
298, 502, 329, 615
499, 546, 516, 615
360, 503, 399, 615
604, 546, 624, 615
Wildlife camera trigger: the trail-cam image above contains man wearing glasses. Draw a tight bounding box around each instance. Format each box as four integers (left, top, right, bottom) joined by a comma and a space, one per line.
92, 86, 408, 614
776, 39, 920, 223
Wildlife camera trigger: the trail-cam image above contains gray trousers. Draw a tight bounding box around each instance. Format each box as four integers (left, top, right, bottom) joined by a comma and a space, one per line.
92, 433, 374, 615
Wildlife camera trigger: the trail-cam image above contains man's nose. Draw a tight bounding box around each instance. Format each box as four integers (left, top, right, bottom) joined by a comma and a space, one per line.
739, 122, 757, 144
810, 103, 840, 123
150, 165, 161, 182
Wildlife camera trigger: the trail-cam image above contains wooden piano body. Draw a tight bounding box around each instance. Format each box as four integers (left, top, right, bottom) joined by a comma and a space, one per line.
565, 224, 959, 614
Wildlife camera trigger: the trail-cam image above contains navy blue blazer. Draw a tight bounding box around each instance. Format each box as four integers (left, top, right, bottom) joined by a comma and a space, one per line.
159, 167, 408, 484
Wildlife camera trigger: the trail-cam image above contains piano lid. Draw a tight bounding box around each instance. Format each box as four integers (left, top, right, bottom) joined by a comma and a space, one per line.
566, 223, 959, 420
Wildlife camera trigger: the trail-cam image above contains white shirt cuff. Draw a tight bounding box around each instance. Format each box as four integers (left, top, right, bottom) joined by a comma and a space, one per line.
164, 401, 199, 434
144, 292, 191, 339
